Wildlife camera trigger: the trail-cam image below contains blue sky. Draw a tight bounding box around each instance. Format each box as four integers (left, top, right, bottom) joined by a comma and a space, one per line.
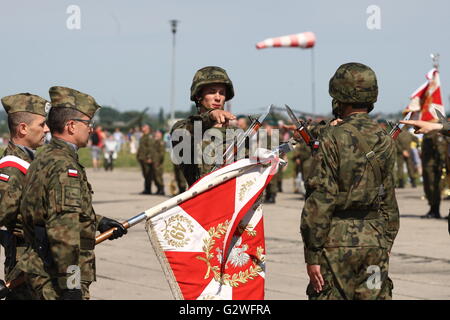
1, 0, 449, 116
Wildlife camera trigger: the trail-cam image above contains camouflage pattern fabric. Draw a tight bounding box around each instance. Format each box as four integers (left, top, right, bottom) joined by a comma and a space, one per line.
49, 86, 100, 118
329, 63, 378, 113
152, 139, 165, 190
16, 138, 103, 299
0, 142, 35, 299
190, 66, 234, 102
421, 131, 448, 214
301, 113, 399, 300
329, 63, 378, 105
395, 129, 419, 187
173, 164, 186, 192
1, 93, 49, 116
26, 273, 91, 300
137, 133, 156, 193
307, 247, 393, 300
292, 141, 314, 180
171, 112, 229, 187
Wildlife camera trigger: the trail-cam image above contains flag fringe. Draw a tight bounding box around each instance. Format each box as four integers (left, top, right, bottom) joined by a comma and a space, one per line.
145, 219, 184, 300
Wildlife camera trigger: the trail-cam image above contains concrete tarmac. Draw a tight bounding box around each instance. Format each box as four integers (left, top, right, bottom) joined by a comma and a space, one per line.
5, 168, 449, 300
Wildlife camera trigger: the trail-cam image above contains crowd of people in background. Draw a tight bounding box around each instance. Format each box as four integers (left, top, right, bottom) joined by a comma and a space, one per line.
1, 118, 448, 215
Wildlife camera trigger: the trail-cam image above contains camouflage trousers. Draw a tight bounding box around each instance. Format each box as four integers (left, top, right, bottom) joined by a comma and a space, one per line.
139, 161, 155, 193
306, 247, 393, 300
25, 273, 91, 300
173, 164, 186, 191
153, 163, 164, 188
396, 153, 417, 186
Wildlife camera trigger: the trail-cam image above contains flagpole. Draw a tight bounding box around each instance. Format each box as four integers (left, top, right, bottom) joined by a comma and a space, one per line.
96, 163, 261, 244
311, 47, 316, 115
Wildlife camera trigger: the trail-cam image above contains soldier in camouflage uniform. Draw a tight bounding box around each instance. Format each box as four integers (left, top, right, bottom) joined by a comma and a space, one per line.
420, 131, 448, 219
152, 130, 166, 195
13, 86, 127, 300
300, 63, 399, 300
400, 116, 450, 231
262, 119, 281, 203
170, 66, 237, 187
0, 93, 50, 300
292, 140, 313, 196
137, 124, 155, 194
395, 128, 419, 188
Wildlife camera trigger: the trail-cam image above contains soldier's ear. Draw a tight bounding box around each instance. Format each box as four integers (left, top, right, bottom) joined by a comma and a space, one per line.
16, 122, 28, 138
66, 120, 76, 135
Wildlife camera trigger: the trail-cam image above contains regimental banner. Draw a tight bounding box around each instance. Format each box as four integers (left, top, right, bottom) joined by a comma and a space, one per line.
146, 157, 279, 300
403, 68, 445, 121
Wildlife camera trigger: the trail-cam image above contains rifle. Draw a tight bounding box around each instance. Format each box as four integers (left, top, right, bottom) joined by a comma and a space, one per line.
284, 104, 320, 154
213, 104, 273, 170
390, 111, 412, 140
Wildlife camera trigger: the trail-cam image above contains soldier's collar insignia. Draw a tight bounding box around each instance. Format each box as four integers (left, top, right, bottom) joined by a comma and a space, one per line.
0, 173, 10, 182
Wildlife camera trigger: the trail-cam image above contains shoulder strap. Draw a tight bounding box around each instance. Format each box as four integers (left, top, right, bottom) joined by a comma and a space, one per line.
338, 123, 384, 196
0, 155, 30, 175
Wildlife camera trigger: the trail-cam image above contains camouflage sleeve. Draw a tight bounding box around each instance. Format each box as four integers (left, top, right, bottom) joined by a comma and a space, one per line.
300, 129, 339, 265
0, 168, 23, 227
45, 166, 82, 290
379, 140, 400, 252
441, 122, 450, 137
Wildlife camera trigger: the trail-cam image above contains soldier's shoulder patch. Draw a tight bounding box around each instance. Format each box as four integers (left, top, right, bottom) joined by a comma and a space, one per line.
0, 173, 10, 182
68, 169, 79, 178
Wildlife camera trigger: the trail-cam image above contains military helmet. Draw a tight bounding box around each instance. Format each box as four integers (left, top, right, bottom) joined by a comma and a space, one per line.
190, 66, 234, 102
329, 62, 378, 113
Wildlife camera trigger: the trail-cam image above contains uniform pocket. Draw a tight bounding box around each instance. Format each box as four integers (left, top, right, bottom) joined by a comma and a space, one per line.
63, 186, 82, 208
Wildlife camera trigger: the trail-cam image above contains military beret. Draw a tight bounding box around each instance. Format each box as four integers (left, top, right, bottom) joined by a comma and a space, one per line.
1, 93, 50, 117
49, 86, 100, 118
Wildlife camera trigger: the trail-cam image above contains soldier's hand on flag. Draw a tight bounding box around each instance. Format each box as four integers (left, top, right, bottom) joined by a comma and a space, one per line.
209, 109, 236, 125
399, 120, 443, 134
307, 264, 324, 293
98, 217, 128, 240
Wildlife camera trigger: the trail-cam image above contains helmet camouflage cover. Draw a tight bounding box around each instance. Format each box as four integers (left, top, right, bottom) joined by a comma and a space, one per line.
190, 66, 234, 102
329, 62, 378, 112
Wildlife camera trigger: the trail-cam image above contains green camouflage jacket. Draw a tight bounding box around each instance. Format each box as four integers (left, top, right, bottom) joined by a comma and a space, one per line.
17, 138, 103, 289
395, 129, 418, 154
136, 133, 155, 162
301, 113, 399, 265
153, 140, 165, 165
0, 142, 33, 234
171, 111, 228, 186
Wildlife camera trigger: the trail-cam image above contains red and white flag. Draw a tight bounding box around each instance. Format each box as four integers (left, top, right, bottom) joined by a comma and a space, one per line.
403, 68, 445, 121
256, 31, 316, 50
147, 155, 280, 300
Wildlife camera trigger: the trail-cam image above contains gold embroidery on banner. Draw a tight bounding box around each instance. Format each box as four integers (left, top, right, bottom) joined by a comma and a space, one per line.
196, 219, 265, 288
163, 214, 194, 248
238, 179, 255, 202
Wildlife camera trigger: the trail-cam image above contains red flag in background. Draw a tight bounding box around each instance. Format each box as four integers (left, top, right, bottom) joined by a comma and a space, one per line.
404, 68, 445, 121
147, 157, 280, 300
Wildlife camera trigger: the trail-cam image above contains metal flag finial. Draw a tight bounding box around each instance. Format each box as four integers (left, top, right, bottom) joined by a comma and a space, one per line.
430, 53, 440, 69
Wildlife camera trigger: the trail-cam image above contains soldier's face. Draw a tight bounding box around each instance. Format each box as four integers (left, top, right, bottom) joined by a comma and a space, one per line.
199, 84, 226, 112
26, 114, 49, 149
74, 115, 93, 148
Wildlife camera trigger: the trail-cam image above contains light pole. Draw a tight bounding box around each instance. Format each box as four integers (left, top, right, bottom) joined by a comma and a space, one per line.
311, 48, 316, 115
169, 20, 179, 123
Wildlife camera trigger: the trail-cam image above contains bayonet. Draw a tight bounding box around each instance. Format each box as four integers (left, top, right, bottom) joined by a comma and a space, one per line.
216, 104, 273, 170
390, 111, 412, 140
284, 104, 319, 153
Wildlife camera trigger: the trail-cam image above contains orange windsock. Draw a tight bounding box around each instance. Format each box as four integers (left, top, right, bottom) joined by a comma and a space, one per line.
256, 32, 316, 49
